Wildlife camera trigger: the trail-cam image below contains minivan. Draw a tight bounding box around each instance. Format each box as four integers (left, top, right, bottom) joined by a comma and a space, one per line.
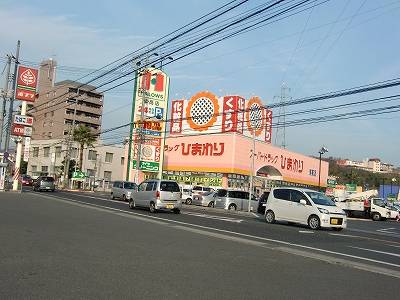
214, 189, 258, 211
264, 187, 347, 230
111, 181, 137, 201
33, 176, 55, 192
128, 180, 182, 213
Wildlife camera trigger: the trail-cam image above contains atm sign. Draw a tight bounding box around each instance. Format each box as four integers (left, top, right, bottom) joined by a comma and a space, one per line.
14, 115, 34, 126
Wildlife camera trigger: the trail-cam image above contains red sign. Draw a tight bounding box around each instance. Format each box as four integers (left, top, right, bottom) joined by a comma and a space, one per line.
170, 100, 184, 134
16, 66, 39, 102
264, 109, 272, 143
222, 96, 238, 133
11, 124, 33, 137
237, 97, 245, 134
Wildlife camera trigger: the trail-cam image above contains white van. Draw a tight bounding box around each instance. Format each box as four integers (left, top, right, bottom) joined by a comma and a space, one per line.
264, 187, 347, 230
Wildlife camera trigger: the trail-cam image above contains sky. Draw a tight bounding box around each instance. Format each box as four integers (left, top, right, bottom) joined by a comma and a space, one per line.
1, 0, 400, 166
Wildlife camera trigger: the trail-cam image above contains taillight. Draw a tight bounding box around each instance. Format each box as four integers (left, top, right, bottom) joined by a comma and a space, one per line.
156, 191, 160, 199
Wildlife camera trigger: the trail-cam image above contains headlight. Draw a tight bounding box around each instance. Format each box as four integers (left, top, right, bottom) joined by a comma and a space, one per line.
318, 207, 330, 214
127, 191, 131, 198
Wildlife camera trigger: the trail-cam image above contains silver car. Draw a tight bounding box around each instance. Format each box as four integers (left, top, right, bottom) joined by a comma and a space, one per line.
192, 191, 216, 207
214, 189, 258, 211
129, 179, 182, 213
111, 181, 137, 202
33, 176, 55, 192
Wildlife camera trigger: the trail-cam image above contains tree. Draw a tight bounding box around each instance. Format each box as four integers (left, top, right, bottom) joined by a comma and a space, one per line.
60, 159, 76, 179
72, 125, 97, 170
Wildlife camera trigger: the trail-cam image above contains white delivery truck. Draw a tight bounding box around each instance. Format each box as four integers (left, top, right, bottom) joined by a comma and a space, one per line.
335, 197, 391, 221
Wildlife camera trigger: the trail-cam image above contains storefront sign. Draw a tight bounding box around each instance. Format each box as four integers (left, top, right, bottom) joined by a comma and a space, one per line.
165, 174, 223, 186
23, 137, 30, 162
170, 100, 184, 134
345, 183, 357, 192
133, 160, 159, 172
11, 124, 32, 137
246, 97, 264, 137
16, 66, 38, 102
14, 115, 34, 126
264, 109, 272, 143
327, 178, 337, 188
165, 142, 225, 156
222, 96, 239, 133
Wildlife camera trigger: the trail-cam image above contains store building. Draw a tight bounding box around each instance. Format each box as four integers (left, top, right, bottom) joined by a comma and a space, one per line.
123, 91, 329, 192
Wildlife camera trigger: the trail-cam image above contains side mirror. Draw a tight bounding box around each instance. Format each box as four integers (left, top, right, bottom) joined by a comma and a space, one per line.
300, 199, 307, 205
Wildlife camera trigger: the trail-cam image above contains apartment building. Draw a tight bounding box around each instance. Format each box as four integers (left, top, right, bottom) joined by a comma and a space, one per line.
27, 139, 125, 182
336, 158, 394, 173
30, 59, 103, 140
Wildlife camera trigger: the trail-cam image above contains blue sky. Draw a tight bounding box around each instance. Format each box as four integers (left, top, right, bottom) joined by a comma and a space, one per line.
1, 0, 400, 166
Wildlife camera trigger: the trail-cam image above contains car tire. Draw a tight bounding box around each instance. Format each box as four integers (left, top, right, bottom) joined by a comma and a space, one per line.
208, 201, 214, 208
173, 208, 180, 214
345, 211, 352, 217
265, 210, 275, 224
372, 212, 381, 221
308, 215, 320, 230
186, 198, 192, 205
228, 204, 237, 211
149, 202, 156, 213
110, 193, 115, 200
332, 227, 343, 231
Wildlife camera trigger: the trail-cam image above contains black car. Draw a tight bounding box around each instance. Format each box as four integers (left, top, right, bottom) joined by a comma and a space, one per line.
257, 191, 270, 214
33, 176, 55, 192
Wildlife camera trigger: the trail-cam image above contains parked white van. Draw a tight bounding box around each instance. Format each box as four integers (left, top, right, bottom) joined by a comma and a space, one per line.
264, 187, 347, 230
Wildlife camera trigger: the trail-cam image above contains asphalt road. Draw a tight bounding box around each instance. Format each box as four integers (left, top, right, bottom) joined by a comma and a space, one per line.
1, 190, 400, 299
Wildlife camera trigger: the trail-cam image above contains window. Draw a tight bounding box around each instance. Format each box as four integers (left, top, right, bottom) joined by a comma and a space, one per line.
290, 190, 308, 203
145, 182, 155, 191
55, 146, 62, 158
43, 147, 50, 157
305, 191, 336, 206
160, 181, 180, 192
113, 181, 121, 188
41, 166, 48, 172
71, 147, 77, 158
88, 150, 97, 161
138, 182, 147, 191
105, 152, 113, 163
217, 189, 227, 197
86, 169, 95, 177
33, 147, 39, 157
120, 157, 125, 166
123, 182, 136, 189
51, 111, 54, 117
104, 171, 112, 181
31, 165, 37, 172
273, 189, 290, 201
48, 132, 52, 138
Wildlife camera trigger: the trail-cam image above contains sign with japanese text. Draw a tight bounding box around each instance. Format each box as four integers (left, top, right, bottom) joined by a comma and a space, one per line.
14, 115, 34, 126
164, 174, 223, 186
11, 124, 32, 137
222, 96, 239, 133
16, 66, 38, 102
170, 100, 184, 134
23, 137, 31, 162
264, 109, 272, 143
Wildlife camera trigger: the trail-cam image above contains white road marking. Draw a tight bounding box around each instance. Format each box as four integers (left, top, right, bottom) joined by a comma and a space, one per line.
37, 193, 400, 271
299, 230, 314, 234
182, 212, 243, 223
385, 244, 400, 248
251, 212, 260, 218
349, 246, 400, 258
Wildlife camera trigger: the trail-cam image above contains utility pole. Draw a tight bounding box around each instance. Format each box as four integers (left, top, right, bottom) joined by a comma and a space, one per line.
248, 129, 256, 212
274, 83, 290, 149
5, 40, 20, 152
0, 55, 12, 150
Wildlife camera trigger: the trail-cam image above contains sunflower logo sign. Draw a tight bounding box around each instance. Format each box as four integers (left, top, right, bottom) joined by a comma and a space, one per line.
16, 66, 39, 102
186, 91, 219, 132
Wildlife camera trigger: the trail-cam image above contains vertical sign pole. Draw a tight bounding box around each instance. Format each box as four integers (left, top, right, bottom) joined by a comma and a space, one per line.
0, 55, 11, 150
158, 76, 170, 180
126, 71, 138, 181
135, 69, 146, 184
12, 101, 26, 191
248, 129, 255, 212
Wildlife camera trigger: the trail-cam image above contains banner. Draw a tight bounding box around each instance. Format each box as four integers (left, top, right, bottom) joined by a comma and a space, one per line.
23, 137, 31, 162
16, 66, 38, 102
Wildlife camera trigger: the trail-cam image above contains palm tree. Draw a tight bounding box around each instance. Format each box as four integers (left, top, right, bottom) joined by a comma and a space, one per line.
72, 125, 97, 171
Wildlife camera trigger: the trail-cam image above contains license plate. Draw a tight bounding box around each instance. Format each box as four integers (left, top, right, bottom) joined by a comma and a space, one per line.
330, 218, 338, 225
166, 204, 174, 209
45, 187, 50, 189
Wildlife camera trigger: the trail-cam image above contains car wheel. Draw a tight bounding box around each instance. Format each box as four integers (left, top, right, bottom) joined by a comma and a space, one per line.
122, 194, 126, 202
228, 204, 237, 211
173, 208, 180, 214
332, 227, 343, 231
265, 210, 275, 224
110, 193, 115, 200
308, 215, 320, 230
149, 202, 156, 213
129, 199, 135, 209
208, 201, 214, 208
186, 198, 192, 205
372, 212, 381, 221
345, 211, 352, 217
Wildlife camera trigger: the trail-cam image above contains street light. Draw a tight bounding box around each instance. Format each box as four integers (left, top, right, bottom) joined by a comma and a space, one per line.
391, 177, 396, 195
318, 146, 328, 191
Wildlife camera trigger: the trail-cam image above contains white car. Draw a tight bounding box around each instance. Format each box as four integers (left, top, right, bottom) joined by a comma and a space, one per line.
264, 187, 347, 231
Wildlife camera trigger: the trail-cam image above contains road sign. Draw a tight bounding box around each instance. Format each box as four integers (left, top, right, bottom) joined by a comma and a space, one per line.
14, 115, 33, 126
11, 124, 32, 137
72, 171, 86, 179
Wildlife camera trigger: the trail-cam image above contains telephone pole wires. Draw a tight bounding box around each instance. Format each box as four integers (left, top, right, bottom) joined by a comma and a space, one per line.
0, 55, 12, 150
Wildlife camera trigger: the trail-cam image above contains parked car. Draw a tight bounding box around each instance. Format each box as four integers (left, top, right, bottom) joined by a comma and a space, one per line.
180, 185, 193, 204
21, 175, 33, 186
111, 181, 137, 201
257, 191, 270, 214
264, 187, 347, 230
214, 189, 258, 211
192, 191, 216, 207
128, 179, 182, 213
33, 176, 55, 192
191, 186, 215, 196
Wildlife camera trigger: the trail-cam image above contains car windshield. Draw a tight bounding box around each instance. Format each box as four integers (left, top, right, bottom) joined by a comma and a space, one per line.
124, 182, 136, 189
372, 198, 386, 207
41, 177, 54, 182
306, 191, 335, 206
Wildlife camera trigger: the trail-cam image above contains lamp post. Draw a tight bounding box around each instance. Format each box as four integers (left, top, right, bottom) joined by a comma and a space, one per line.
318, 146, 328, 191
391, 177, 396, 195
